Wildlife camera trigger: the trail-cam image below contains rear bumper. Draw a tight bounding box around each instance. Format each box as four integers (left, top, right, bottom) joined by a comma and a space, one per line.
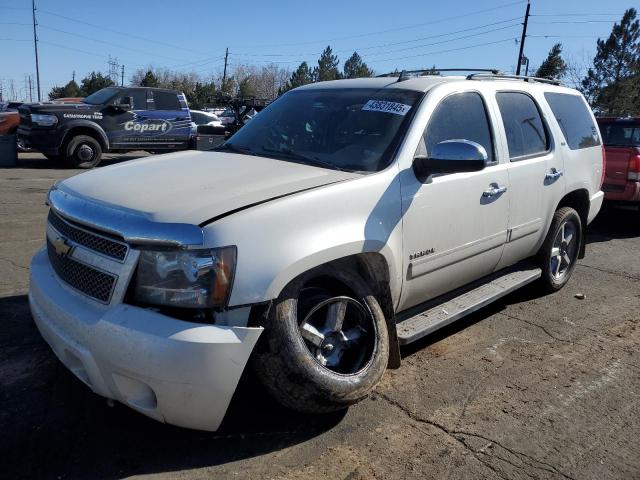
29, 247, 263, 431
602, 181, 640, 202
588, 190, 605, 224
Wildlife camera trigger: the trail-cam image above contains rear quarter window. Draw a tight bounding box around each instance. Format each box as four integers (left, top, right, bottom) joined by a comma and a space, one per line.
544, 92, 600, 150
153, 91, 181, 110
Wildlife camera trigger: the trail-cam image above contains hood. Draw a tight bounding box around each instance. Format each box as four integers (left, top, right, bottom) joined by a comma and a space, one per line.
59, 151, 360, 225
20, 102, 99, 115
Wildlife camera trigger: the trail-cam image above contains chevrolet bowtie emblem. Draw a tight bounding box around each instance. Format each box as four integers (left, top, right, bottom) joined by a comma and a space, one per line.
52, 236, 72, 257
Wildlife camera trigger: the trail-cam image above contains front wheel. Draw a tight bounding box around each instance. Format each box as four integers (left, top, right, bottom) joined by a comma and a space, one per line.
251, 266, 389, 413
536, 207, 582, 291
64, 135, 102, 168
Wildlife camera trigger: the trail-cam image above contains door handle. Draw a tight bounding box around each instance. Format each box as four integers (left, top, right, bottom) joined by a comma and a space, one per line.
545, 168, 563, 180
482, 184, 508, 197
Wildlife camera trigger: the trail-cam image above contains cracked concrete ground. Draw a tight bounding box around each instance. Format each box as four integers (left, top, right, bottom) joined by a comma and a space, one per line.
1, 153, 639, 479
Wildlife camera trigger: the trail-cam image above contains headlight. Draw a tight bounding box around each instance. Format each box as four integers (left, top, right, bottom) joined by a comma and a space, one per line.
134, 246, 236, 309
31, 114, 58, 127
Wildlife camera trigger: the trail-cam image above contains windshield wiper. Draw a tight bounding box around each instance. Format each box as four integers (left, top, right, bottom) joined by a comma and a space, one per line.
213, 143, 258, 156
261, 146, 347, 171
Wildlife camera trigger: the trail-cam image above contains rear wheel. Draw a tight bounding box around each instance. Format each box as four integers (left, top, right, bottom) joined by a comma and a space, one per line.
64, 135, 102, 168
251, 266, 389, 413
537, 207, 582, 291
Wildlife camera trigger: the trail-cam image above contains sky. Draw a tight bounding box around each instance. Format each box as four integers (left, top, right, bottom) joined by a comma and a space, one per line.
0, 0, 634, 101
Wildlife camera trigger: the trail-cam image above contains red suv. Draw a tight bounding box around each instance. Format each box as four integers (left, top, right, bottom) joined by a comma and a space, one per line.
598, 117, 640, 204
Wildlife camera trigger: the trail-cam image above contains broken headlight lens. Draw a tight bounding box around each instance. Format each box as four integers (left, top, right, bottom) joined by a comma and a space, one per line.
134, 247, 236, 308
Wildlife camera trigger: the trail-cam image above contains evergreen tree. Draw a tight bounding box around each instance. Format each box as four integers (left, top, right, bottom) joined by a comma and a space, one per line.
80, 72, 115, 96
187, 81, 217, 109
48, 86, 65, 100
535, 44, 567, 80
140, 70, 159, 87
48, 79, 82, 100
343, 52, 373, 78
278, 62, 314, 94
581, 8, 640, 114
315, 46, 341, 82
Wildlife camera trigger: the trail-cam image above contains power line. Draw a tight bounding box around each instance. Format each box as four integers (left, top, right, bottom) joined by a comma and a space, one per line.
38, 24, 187, 62
39, 40, 110, 59
228, 22, 522, 64
530, 20, 621, 25
230, 0, 526, 49
230, 17, 523, 57
37, 8, 210, 56
362, 37, 517, 64
344, 23, 521, 59
530, 13, 625, 17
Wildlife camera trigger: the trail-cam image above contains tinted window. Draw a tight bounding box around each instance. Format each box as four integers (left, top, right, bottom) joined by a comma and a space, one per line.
153, 91, 181, 110
424, 92, 494, 163
545, 93, 600, 149
496, 92, 548, 159
599, 122, 640, 147
129, 90, 148, 110
83, 87, 119, 105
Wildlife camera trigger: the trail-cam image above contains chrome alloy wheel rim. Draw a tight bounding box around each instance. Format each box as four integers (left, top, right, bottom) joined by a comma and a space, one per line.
298, 295, 376, 374
550, 220, 577, 280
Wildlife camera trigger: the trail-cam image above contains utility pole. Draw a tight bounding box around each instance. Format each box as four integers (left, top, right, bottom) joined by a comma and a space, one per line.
121, 65, 125, 86
32, 0, 41, 101
28, 75, 33, 102
515, 0, 530, 76
222, 47, 229, 89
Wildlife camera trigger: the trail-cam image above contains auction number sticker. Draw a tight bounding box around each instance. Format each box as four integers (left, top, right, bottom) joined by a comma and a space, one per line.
362, 99, 412, 116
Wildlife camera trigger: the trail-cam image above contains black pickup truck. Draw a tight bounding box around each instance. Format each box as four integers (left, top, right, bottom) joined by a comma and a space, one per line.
18, 86, 191, 168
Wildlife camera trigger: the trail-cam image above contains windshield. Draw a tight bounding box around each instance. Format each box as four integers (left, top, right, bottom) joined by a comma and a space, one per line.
83, 87, 120, 105
225, 88, 422, 172
600, 122, 640, 147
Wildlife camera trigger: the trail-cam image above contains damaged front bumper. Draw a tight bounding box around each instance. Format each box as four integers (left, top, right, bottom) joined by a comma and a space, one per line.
29, 247, 263, 431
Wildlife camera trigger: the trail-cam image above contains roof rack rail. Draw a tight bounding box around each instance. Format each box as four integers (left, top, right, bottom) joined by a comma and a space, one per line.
377, 68, 501, 82
467, 73, 562, 86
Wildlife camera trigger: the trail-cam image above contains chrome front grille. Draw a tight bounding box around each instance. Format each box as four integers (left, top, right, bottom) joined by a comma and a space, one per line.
46, 238, 117, 303
48, 210, 128, 262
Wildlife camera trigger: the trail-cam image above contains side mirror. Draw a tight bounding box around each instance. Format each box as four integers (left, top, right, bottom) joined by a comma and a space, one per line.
413, 139, 487, 182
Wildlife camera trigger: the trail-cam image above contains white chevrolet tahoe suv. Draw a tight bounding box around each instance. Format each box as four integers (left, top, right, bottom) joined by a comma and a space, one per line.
29, 72, 604, 431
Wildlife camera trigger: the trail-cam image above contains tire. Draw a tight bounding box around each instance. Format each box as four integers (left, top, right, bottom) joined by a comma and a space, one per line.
44, 154, 61, 162
536, 207, 582, 292
64, 135, 102, 168
251, 266, 389, 413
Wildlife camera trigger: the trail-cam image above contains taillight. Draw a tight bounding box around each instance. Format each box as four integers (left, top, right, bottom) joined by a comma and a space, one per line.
600, 145, 606, 188
628, 153, 640, 181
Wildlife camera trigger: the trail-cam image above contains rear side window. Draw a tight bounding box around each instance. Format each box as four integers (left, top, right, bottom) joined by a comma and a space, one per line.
153, 91, 181, 110
599, 123, 640, 146
496, 92, 549, 160
424, 92, 495, 163
129, 90, 149, 110
545, 93, 600, 149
